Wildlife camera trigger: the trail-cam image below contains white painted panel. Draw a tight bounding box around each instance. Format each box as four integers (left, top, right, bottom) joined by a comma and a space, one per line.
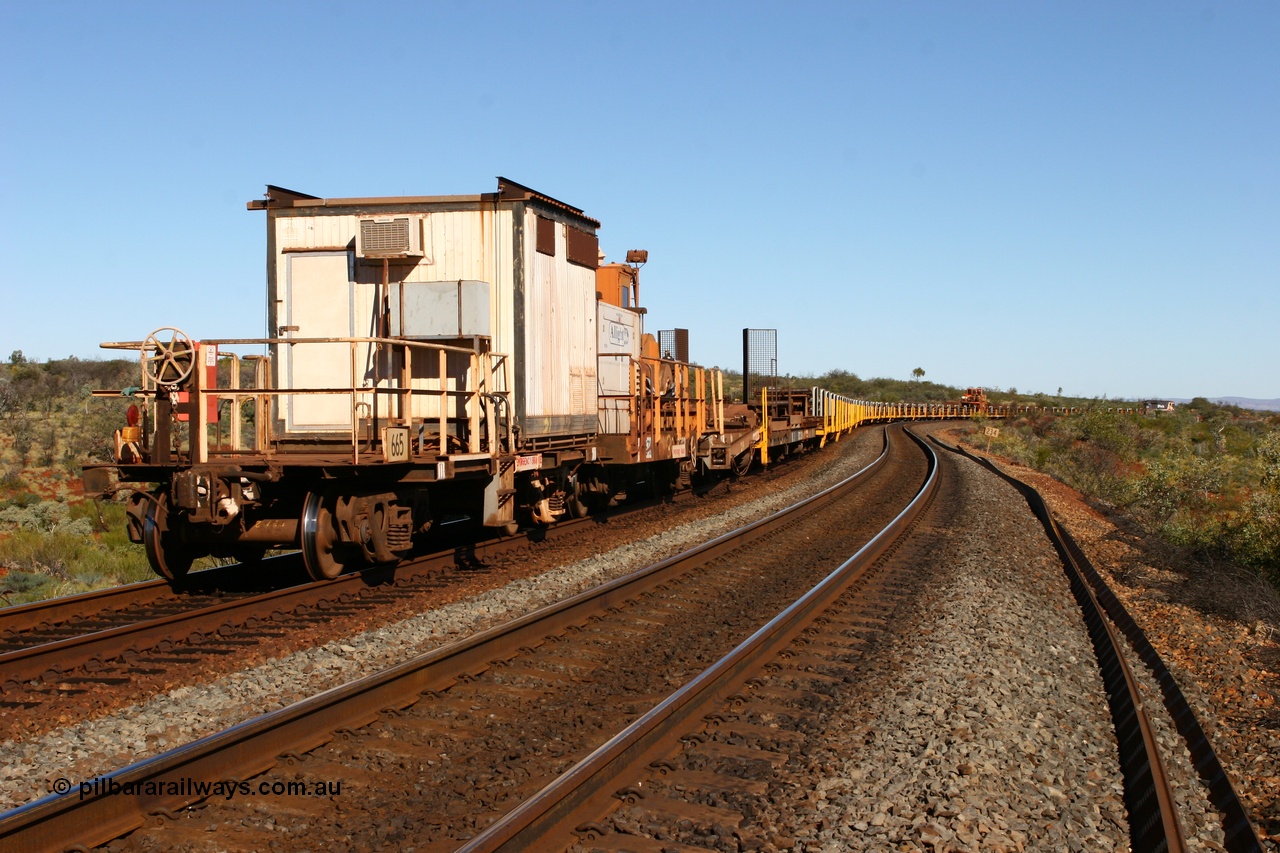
390, 280, 491, 338
274, 207, 514, 353
598, 303, 640, 356
566, 248, 597, 419
284, 253, 354, 431
272, 206, 522, 435
522, 212, 598, 423
597, 301, 638, 433
492, 210, 513, 385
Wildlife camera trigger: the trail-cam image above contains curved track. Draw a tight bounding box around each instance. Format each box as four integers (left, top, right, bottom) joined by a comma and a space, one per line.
935, 436, 1262, 853
458, 426, 941, 851
0, 425, 1263, 851
0, 427, 925, 851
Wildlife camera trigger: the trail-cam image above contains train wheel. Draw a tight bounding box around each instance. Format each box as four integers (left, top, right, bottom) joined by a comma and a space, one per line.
143, 491, 196, 582
301, 491, 348, 581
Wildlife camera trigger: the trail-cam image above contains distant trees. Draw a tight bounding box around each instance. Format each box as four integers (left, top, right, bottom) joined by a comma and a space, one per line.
0, 356, 135, 476
912, 367, 925, 381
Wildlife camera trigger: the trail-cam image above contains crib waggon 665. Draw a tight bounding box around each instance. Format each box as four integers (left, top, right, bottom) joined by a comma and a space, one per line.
83, 179, 732, 582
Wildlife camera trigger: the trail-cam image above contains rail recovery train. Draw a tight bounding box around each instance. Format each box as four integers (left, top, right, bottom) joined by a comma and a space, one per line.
83, 179, 1001, 583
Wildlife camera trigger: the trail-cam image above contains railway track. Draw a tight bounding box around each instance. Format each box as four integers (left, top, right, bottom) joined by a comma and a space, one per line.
0, 477, 743, 658
458, 428, 941, 851
0, 426, 920, 850
0, 557, 315, 696
0, 504, 677, 715
0, 439, 842, 724
0, 425, 1264, 851
460, 431, 1263, 853
935, 436, 1263, 853
0, 499, 706, 653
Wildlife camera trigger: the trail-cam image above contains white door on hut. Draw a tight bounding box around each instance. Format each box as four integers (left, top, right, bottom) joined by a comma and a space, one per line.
281, 251, 358, 432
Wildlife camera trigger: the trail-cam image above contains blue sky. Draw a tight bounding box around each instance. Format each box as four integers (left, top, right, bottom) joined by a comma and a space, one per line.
1, 1, 1276, 400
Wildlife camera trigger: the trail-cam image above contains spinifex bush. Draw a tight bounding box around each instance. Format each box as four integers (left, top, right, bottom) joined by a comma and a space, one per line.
982, 404, 1280, 591
0, 499, 95, 535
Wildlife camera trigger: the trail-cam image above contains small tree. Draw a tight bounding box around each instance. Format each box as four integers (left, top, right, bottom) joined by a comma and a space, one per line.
911, 367, 925, 382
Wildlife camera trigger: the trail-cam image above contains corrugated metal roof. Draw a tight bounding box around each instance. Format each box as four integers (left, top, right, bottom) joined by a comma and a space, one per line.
247, 178, 601, 229
496, 177, 599, 226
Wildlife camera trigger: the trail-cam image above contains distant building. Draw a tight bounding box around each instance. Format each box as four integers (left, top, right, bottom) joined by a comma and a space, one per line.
1144, 400, 1175, 413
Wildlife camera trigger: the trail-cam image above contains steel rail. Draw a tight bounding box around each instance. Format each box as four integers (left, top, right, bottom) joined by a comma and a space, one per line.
0, 489, 692, 690
0, 430, 895, 851
0, 560, 285, 637
0, 560, 389, 688
939, 437, 1261, 853
0, 577, 176, 637
455, 427, 939, 852
0, 439, 762, 667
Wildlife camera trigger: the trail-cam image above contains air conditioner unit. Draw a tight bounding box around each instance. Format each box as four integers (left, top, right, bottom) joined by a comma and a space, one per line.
356, 216, 423, 258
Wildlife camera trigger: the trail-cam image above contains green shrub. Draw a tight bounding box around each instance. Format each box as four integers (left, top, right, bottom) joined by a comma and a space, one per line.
973, 401, 1280, 597
0, 526, 154, 604
0, 500, 95, 535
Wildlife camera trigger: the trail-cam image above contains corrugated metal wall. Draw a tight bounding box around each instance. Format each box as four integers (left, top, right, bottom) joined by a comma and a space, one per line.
598, 303, 641, 434
270, 203, 601, 440
522, 209, 597, 429
273, 208, 515, 357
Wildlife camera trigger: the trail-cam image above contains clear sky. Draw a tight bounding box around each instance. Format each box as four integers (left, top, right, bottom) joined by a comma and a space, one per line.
1, 1, 1276, 401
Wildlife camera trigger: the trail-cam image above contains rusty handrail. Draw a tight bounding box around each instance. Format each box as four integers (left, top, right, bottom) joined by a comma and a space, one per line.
98, 335, 512, 462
